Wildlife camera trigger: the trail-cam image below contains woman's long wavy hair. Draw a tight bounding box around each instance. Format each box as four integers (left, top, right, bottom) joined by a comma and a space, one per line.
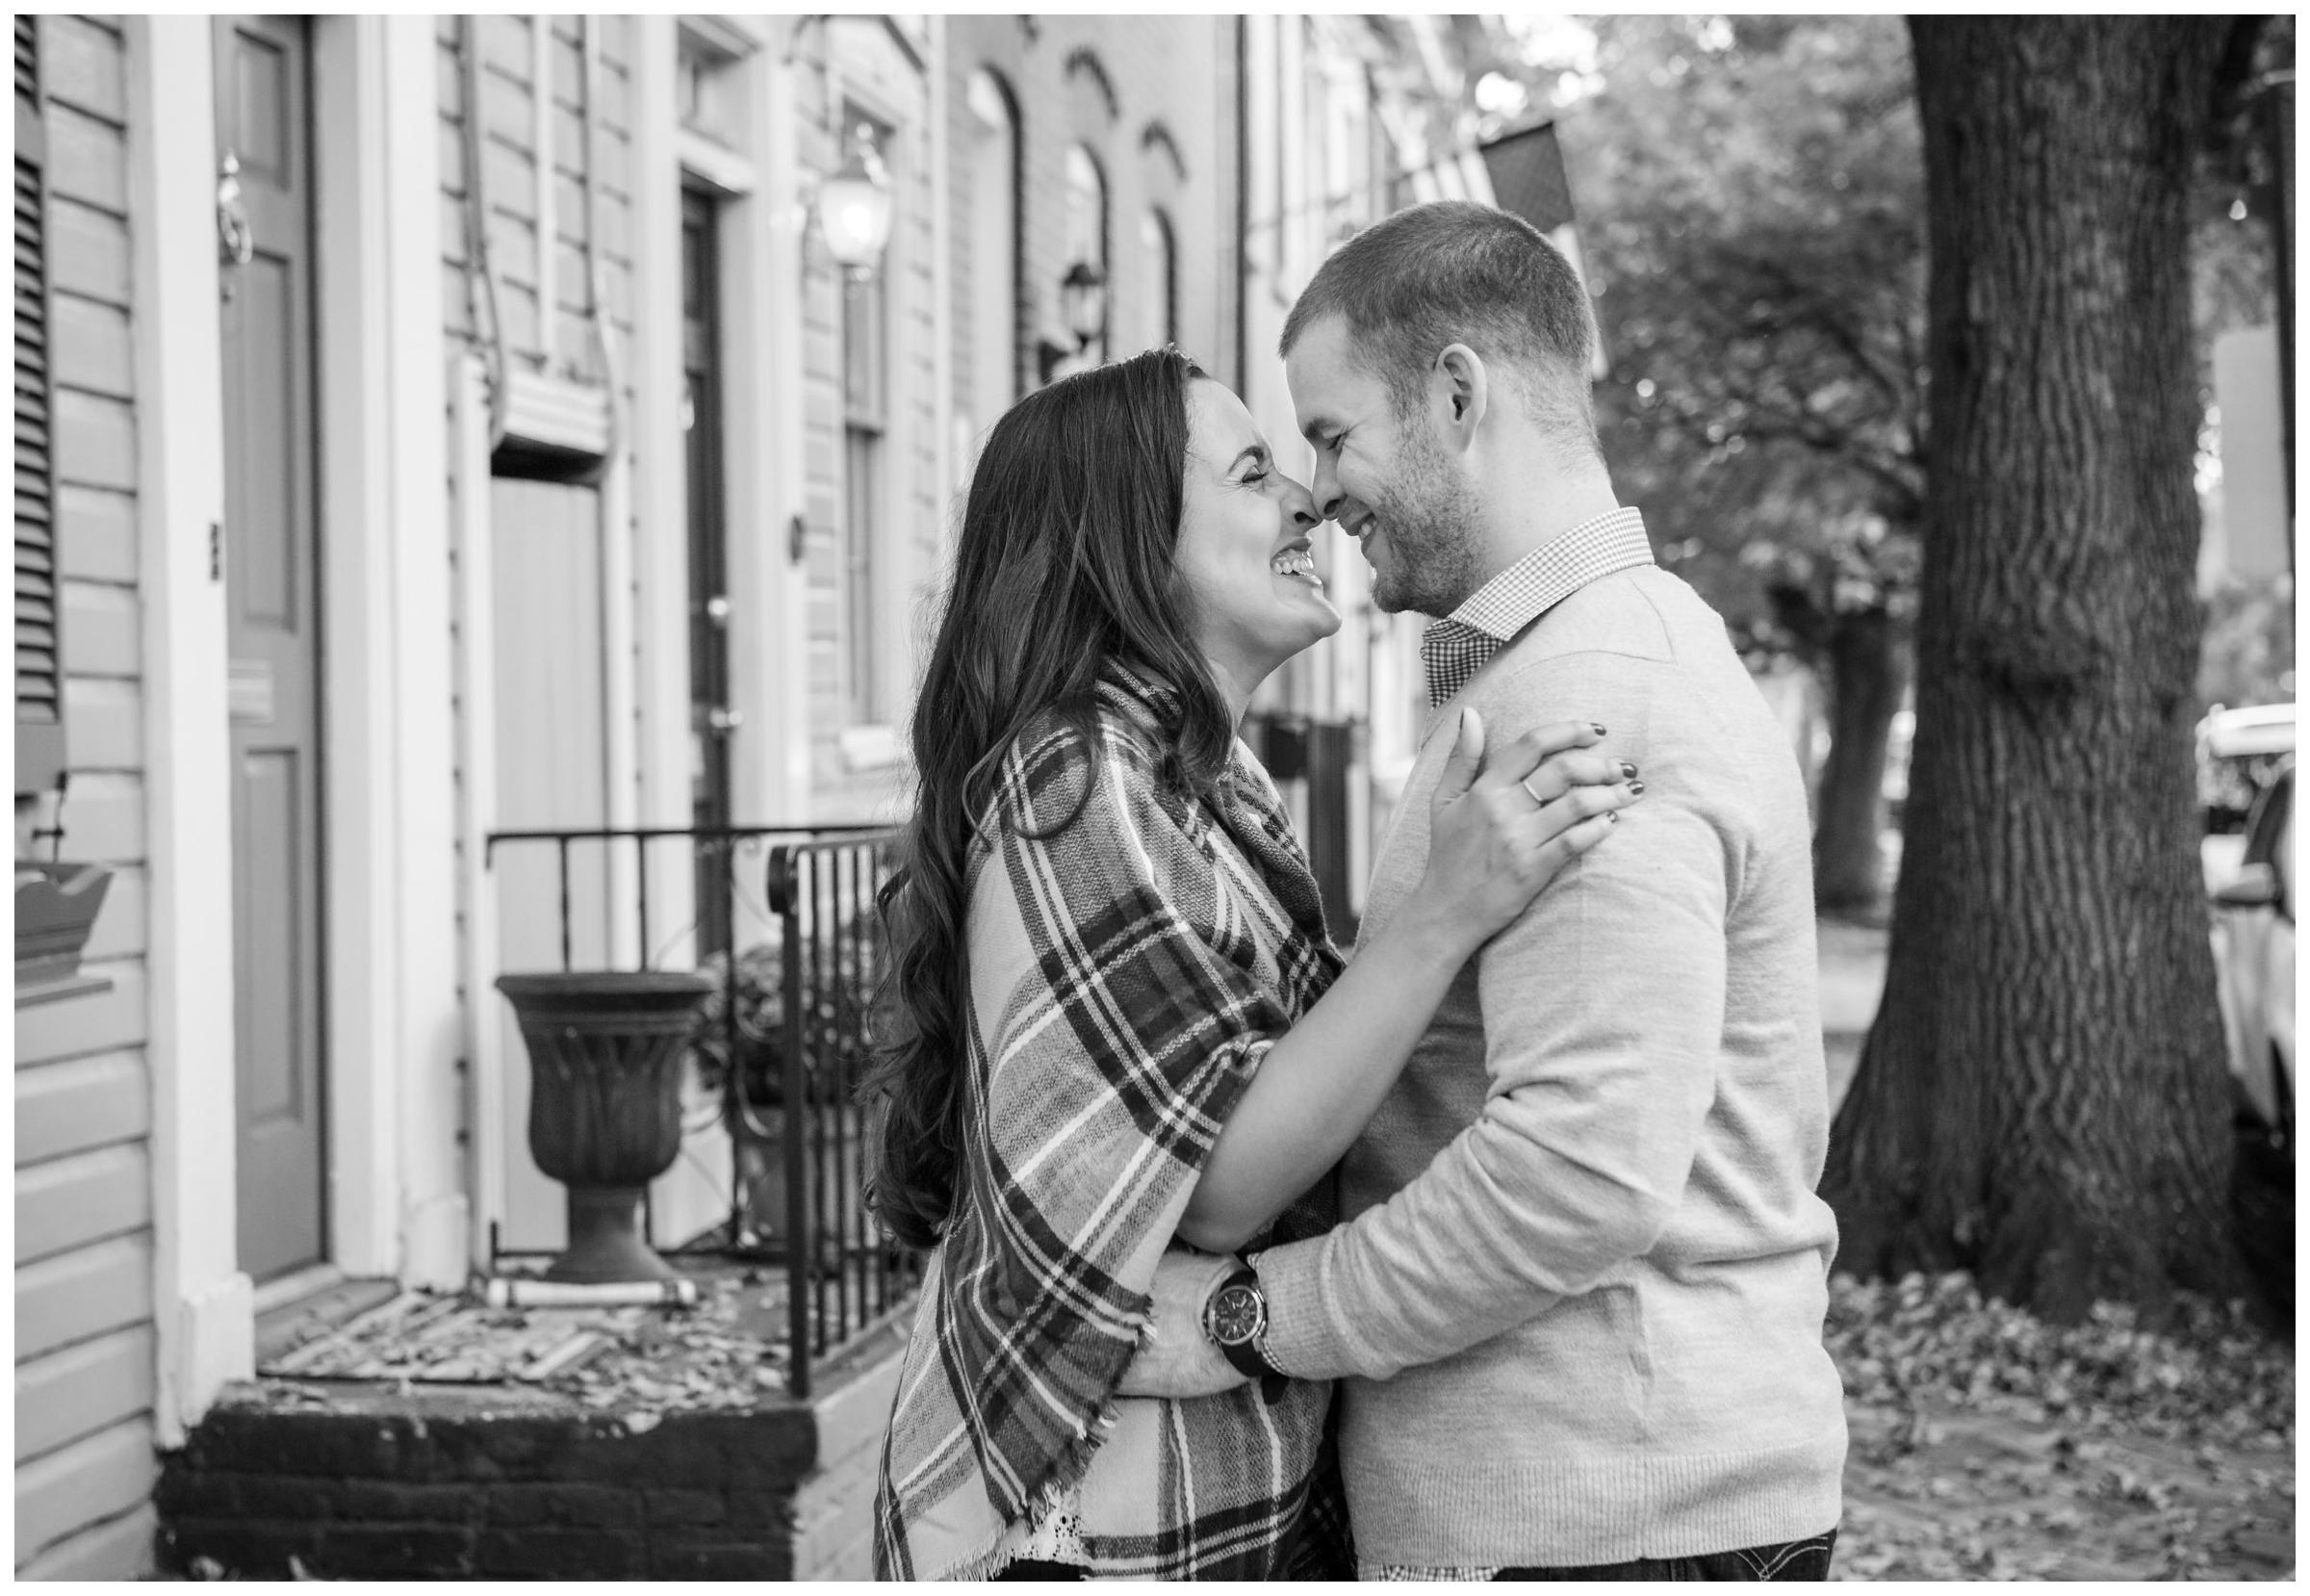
862, 348, 1237, 1250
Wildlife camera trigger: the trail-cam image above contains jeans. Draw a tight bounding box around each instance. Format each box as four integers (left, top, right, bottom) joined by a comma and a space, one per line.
1492, 1529, 1837, 1582
991, 1557, 1087, 1581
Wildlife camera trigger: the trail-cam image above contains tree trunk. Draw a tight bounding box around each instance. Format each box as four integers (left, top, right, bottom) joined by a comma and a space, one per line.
1822, 16, 2249, 1323
1811, 606, 1911, 918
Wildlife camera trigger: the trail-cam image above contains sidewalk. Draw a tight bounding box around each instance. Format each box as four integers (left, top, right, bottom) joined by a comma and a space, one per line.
1819, 917, 1890, 1112
1807, 918, 2295, 1580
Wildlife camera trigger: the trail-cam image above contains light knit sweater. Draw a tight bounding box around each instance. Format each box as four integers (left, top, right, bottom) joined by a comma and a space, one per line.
1254, 564, 1848, 1568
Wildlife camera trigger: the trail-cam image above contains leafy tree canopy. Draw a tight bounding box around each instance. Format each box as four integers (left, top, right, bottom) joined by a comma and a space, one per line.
1468, 14, 1926, 664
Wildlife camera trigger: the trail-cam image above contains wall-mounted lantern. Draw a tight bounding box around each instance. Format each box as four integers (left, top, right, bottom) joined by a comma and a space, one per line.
816, 122, 893, 276
1038, 260, 1109, 384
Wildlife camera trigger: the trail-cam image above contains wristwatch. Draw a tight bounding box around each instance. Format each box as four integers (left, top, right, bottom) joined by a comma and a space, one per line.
1201, 1258, 1289, 1404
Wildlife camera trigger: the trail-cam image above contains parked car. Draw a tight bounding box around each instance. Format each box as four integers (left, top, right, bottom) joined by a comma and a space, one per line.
2210, 759, 2295, 1154
2199, 701, 2296, 891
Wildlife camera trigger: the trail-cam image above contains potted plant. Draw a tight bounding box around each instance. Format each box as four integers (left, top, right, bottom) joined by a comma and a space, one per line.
692, 921, 881, 1252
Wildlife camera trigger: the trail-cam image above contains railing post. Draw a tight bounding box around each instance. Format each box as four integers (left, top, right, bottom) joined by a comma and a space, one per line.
769, 843, 812, 1400
557, 837, 573, 970
635, 833, 651, 968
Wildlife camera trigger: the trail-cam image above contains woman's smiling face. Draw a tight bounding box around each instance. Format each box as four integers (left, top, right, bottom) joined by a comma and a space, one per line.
1172, 379, 1340, 701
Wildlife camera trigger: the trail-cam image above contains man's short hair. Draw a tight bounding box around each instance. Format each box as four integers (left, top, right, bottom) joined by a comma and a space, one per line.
1281, 200, 1600, 458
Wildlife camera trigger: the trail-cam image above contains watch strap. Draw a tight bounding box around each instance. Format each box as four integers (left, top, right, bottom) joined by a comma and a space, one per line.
1207, 1262, 1289, 1403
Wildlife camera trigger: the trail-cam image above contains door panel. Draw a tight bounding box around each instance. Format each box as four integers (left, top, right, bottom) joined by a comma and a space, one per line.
236, 748, 304, 1119
218, 13, 325, 1283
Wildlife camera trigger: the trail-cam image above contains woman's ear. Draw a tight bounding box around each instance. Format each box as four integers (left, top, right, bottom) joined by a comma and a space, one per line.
1429, 343, 1489, 452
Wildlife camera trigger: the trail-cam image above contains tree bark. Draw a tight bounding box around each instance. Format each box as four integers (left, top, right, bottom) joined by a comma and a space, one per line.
1822, 16, 2249, 1322
1811, 606, 1911, 917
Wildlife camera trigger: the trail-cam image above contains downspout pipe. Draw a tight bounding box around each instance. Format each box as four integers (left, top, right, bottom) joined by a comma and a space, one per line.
1233, 13, 1250, 393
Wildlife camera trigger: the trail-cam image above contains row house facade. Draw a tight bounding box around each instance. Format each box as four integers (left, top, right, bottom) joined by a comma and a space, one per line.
13, 13, 1520, 1577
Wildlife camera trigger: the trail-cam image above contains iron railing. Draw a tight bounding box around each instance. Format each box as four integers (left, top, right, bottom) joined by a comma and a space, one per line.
765, 832, 917, 1392
481, 823, 916, 1397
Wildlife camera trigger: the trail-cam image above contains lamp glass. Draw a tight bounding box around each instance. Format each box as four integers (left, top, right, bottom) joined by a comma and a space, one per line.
819, 135, 894, 272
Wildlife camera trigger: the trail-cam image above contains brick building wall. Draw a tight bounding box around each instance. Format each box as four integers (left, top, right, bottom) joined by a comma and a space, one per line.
157, 1384, 817, 1580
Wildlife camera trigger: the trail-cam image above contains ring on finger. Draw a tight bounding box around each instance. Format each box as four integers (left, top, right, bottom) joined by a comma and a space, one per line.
1520, 773, 1550, 807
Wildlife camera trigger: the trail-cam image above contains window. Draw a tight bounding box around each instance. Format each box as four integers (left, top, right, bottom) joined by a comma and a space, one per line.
2236, 769, 2295, 920
1063, 145, 1108, 365
964, 70, 1018, 435
1139, 209, 1175, 353
14, 14, 63, 799
840, 112, 892, 722
674, 18, 750, 146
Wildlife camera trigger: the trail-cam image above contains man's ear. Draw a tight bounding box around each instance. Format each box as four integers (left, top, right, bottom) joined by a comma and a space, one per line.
1428, 343, 1488, 452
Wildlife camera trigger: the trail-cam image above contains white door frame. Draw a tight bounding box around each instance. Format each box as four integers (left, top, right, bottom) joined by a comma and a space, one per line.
138, 14, 459, 1450
310, 14, 461, 1291
129, 14, 247, 1449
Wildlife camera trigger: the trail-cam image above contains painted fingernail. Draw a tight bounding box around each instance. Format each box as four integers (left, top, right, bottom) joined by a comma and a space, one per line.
1591, 723, 1607, 736
1628, 780, 1645, 795
1619, 760, 1638, 780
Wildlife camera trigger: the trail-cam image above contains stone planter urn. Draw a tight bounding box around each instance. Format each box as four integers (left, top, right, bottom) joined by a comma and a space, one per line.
495, 970, 714, 1282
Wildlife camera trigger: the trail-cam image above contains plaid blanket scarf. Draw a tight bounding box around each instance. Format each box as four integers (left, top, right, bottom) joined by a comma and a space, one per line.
874, 668, 1348, 1580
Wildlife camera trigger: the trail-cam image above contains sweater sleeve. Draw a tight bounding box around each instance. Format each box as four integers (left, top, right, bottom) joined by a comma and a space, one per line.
1254, 655, 1733, 1382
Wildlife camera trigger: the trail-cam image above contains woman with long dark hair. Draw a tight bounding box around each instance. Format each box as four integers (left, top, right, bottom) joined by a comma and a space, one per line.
866, 348, 1639, 1581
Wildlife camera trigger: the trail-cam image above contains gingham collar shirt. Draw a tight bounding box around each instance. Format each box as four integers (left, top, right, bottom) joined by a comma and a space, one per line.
1419, 506, 1656, 708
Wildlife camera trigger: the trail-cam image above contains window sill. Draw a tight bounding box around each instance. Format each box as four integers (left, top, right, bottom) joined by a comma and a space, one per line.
838, 724, 904, 773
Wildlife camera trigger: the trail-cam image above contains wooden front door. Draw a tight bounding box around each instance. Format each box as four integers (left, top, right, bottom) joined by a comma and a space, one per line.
216, 14, 326, 1283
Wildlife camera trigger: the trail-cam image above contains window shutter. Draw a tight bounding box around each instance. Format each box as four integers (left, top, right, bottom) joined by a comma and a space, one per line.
14, 13, 64, 796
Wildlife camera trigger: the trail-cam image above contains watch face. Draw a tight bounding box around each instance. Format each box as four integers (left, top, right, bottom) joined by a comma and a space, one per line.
1208, 1281, 1265, 1347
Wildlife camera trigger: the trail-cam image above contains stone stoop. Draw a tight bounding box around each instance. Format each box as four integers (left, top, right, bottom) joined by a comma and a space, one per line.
154, 1340, 911, 1581
789, 1325, 910, 1579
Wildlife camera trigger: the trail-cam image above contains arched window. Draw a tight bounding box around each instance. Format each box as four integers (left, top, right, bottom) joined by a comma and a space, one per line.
1139, 209, 1176, 353
1064, 145, 1108, 366
964, 70, 1018, 434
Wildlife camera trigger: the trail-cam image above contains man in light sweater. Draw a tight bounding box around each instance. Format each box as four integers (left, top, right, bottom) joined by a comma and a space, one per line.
1126, 201, 1848, 1578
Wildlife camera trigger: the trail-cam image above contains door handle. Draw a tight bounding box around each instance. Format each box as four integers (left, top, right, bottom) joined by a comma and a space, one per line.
217, 150, 254, 270
706, 707, 744, 734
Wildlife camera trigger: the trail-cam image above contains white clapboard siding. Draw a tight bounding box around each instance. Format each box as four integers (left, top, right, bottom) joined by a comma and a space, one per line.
13, 1421, 160, 1569
75, 862, 144, 962
14, 1230, 155, 1366
44, 194, 130, 302
42, 101, 127, 213
60, 577, 139, 678
15, 19, 157, 1581
56, 482, 137, 583
14, 957, 147, 1065
16, 1141, 153, 1266
57, 675, 141, 771
15, 1503, 158, 1581
43, 769, 142, 863
15, 1050, 150, 1166
36, 14, 124, 121
13, 1322, 155, 1461
49, 291, 132, 399
54, 386, 137, 493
